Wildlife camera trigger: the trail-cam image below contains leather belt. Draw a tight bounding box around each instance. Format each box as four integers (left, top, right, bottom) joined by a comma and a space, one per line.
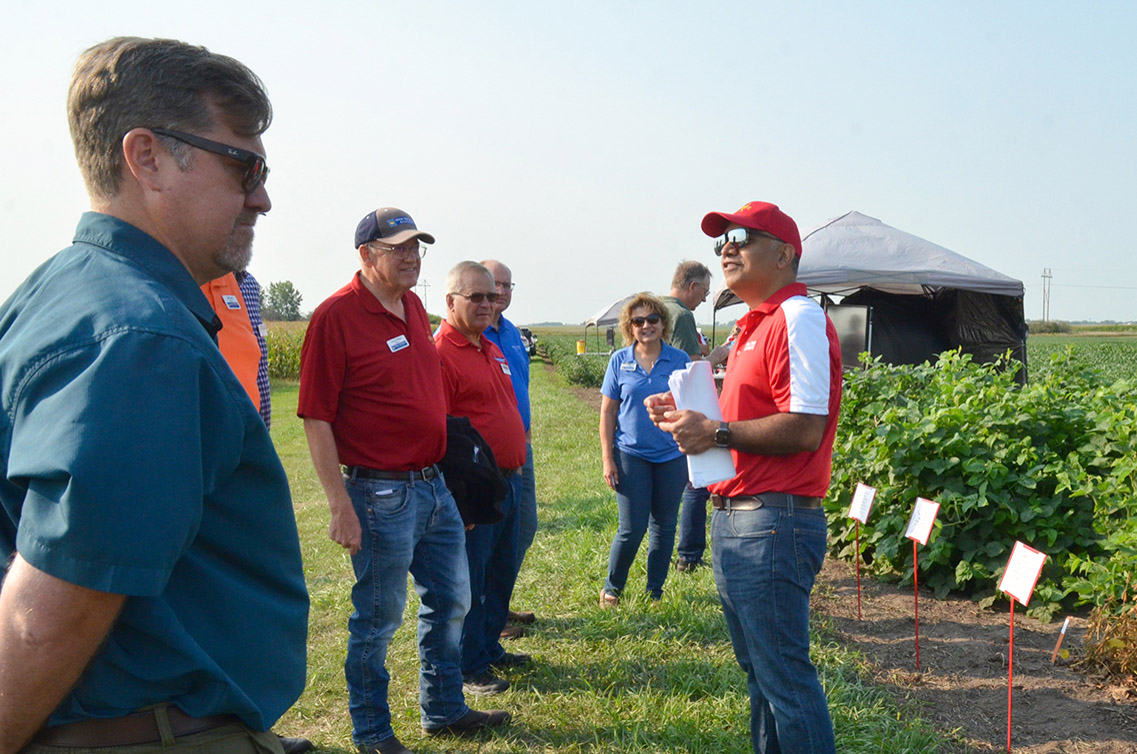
711, 492, 823, 511
344, 464, 440, 482
34, 707, 239, 747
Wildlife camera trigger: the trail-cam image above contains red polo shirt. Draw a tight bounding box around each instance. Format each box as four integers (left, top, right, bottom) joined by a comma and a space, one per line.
435, 320, 527, 470
298, 273, 446, 471
710, 283, 842, 498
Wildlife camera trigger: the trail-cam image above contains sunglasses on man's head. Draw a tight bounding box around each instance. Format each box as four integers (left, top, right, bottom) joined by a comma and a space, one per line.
713, 227, 782, 256
151, 128, 269, 193
452, 291, 501, 304
630, 313, 662, 327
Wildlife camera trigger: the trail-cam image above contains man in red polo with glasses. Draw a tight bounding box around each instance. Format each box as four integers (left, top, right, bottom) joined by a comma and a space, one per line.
434, 262, 529, 699
299, 210, 509, 754
648, 202, 840, 754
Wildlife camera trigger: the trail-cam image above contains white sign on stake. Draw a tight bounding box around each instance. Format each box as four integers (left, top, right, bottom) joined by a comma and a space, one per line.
905, 497, 940, 546
998, 541, 1048, 607
848, 483, 877, 524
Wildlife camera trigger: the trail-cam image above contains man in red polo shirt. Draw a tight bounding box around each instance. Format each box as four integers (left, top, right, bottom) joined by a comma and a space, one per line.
648, 202, 840, 754
434, 261, 529, 698
298, 209, 509, 754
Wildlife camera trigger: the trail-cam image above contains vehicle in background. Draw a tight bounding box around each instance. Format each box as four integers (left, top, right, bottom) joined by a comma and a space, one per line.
520, 327, 538, 356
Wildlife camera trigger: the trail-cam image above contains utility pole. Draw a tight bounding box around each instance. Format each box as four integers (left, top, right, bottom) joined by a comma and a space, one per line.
1041, 268, 1052, 321
416, 279, 431, 313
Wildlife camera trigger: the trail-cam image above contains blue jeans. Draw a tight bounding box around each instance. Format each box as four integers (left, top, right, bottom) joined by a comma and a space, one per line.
676, 483, 710, 563
461, 472, 523, 676
712, 501, 835, 754
518, 442, 538, 561
343, 473, 471, 745
604, 450, 687, 599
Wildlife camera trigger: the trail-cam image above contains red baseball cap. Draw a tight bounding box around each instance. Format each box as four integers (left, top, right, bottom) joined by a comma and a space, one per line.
701, 201, 802, 257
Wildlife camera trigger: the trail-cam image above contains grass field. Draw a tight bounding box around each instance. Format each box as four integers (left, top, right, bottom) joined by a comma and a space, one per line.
271, 365, 954, 753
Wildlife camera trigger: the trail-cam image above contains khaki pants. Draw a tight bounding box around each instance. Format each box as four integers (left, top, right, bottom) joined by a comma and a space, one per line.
24, 708, 284, 754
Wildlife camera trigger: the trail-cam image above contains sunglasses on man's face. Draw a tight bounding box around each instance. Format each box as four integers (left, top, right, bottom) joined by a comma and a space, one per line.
452, 291, 501, 305
713, 227, 781, 256
151, 128, 269, 193
630, 313, 662, 327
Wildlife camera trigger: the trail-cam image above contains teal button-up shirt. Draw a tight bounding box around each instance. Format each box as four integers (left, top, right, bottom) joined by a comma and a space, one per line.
0, 212, 308, 730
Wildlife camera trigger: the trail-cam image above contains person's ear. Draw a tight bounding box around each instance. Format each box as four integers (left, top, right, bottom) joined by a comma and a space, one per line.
121, 128, 168, 191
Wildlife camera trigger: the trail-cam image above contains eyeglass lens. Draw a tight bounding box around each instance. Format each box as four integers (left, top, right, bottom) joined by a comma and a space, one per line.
457, 292, 500, 304
631, 313, 661, 326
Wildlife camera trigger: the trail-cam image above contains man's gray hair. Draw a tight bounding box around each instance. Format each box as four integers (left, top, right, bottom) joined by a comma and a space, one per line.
671, 260, 712, 291
446, 260, 493, 294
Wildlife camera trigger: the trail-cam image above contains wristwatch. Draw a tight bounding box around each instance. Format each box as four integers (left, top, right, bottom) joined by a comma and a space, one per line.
714, 421, 732, 449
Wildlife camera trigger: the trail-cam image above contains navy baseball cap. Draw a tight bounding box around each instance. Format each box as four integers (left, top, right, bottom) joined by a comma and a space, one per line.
354, 207, 436, 248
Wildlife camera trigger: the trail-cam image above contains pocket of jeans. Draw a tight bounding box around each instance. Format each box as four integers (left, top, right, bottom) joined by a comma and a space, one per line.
792, 523, 827, 592
364, 481, 411, 516
724, 508, 778, 538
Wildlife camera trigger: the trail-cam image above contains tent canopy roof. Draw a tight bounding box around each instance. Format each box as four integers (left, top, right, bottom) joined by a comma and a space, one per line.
714, 211, 1024, 310
584, 294, 636, 327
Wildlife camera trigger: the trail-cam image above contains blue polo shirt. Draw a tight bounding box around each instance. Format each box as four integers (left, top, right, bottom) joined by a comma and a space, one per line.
0, 212, 308, 730
601, 344, 690, 463
483, 315, 531, 431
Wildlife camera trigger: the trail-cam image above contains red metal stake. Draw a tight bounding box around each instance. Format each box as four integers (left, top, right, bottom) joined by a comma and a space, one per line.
856, 521, 862, 620
913, 539, 920, 671
1007, 599, 1016, 753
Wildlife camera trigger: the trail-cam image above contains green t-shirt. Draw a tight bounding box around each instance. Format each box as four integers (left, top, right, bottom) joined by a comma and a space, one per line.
663, 295, 700, 357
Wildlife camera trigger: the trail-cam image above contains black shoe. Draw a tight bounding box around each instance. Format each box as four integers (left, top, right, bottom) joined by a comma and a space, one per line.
499, 624, 526, 640
463, 670, 510, 695
490, 651, 531, 668
357, 735, 413, 754
278, 736, 315, 754
423, 708, 512, 737
676, 558, 703, 573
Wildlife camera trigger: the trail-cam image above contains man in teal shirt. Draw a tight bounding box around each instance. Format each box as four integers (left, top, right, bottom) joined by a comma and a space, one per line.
0, 37, 307, 753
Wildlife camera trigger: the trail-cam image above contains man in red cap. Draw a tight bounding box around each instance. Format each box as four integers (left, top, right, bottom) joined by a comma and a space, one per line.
647, 201, 840, 754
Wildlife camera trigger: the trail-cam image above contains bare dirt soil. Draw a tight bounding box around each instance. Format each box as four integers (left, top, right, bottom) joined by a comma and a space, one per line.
563, 373, 1137, 752
813, 557, 1137, 753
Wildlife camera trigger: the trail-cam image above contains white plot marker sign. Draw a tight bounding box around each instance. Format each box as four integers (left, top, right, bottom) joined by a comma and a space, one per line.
905, 497, 940, 546
848, 483, 877, 524
998, 541, 1048, 754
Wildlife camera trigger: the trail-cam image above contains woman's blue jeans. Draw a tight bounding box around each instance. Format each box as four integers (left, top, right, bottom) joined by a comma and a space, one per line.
343, 473, 471, 745
604, 450, 687, 599
712, 500, 835, 754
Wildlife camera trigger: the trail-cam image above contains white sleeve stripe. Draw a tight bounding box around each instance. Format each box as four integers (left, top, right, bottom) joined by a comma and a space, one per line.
782, 297, 831, 415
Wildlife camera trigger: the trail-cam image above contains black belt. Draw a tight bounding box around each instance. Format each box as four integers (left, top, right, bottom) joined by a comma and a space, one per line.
344, 464, 440, 482
34, 706, 240, 747
711, 493, 823, 511
500, 466, 521, 478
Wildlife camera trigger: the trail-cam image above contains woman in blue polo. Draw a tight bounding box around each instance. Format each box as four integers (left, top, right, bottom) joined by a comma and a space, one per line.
599, 292, 691, 605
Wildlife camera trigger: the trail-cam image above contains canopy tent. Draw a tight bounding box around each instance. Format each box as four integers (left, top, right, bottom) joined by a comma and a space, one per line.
582, 294, 636, 352
713, 211, 1028, 377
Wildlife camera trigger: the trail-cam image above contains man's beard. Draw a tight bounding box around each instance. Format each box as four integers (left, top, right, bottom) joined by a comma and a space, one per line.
216, 213, 257, 273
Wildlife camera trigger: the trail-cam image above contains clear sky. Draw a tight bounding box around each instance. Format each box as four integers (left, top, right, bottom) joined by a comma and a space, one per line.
3, 1, 1135, 325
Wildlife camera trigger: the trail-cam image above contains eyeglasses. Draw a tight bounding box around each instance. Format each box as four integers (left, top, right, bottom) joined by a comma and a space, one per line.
630, 313, 662, 327
151, 128, 269, 193
368, 241, 427, 259
452, 291, 501, 304
495, 281, 516, 291
713, 227, 782, 256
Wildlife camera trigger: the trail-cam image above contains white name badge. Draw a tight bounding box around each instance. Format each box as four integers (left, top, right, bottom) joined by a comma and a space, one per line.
387, 335, 410, 353
258, 324, 268, 337
222, 294, 242, 310
620, 361, 637, 371
501, 362, 512, 375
